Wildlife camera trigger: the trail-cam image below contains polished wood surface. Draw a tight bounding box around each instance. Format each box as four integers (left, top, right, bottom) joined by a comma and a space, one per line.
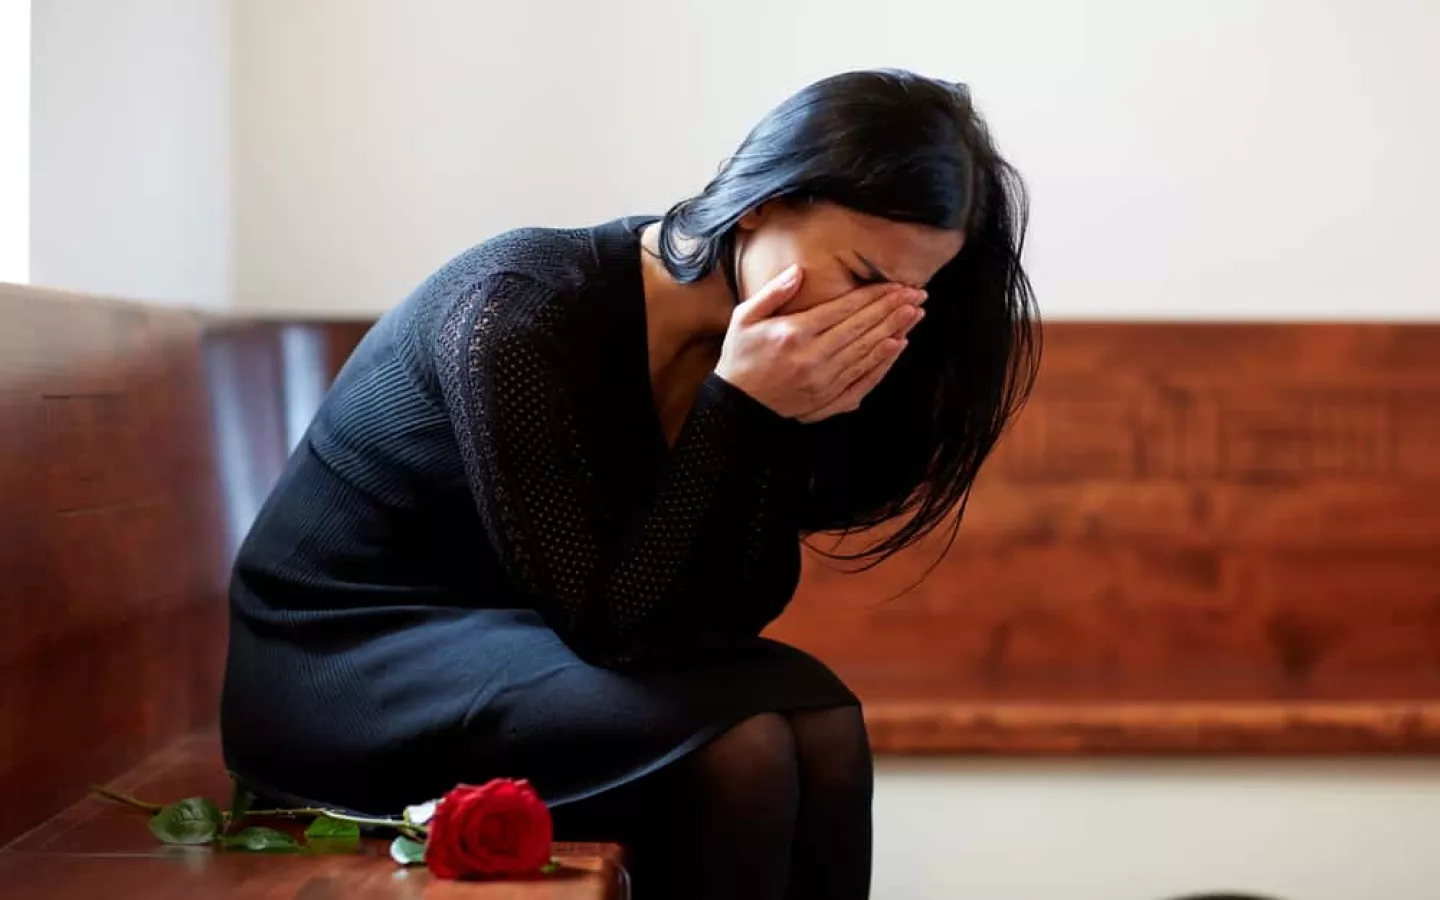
0, 733, 624, 899
862, 700, 1440, 754
0, 855, 620, 900
768, 322, 1440, 752
0, 284, 230, 845
201, 319, 375, 553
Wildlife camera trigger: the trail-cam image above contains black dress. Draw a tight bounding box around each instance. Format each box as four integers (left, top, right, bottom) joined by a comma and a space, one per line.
220, 216, 857, 816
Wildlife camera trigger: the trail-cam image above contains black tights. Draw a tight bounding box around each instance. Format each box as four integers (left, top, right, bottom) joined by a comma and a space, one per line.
550, 706, 873, 900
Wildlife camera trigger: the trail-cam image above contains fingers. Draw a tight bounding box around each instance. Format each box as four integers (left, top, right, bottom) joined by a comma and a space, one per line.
797, 339, 907, 423
783, 305, 907, 415
791, 285, 924, 419
809, 295, 924, 368
787, 282, 923, 336
734, 265, 805, 325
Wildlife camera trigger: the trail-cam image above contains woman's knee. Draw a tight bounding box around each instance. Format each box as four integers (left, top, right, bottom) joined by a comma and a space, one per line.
788, 706, 873, 789
687, 712, 800, 801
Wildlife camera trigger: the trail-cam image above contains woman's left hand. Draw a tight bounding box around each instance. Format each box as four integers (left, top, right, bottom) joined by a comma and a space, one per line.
794, 285, 925, 423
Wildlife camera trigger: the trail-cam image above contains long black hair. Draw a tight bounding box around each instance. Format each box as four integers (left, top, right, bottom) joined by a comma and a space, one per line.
659, 69, 1040, 568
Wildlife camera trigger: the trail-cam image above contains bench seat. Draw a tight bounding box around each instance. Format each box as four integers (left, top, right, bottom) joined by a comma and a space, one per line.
0, 732, 626, 899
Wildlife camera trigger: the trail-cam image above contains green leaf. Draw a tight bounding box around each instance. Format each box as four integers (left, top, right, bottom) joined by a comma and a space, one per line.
304, 816, 361, 854
389, 835, 426, 866
148, 797, 223, 845
307, 836, 362, 855
220, 826, 300, 852
305, 815, 361, 840
541, 857, 563, 875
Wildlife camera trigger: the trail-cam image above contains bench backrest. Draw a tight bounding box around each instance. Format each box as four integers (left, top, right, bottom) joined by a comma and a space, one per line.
0, 284, 228, 843
0, 285, 370, 844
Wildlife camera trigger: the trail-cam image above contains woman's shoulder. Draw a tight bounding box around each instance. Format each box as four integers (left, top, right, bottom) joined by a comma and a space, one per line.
394, 218, 643, 381
432, 224, 597, 298
402, 218, 646, 324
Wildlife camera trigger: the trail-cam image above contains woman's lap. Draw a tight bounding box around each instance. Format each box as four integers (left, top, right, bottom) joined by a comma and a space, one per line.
456, 613, 859, 807
222, 606, 858, 815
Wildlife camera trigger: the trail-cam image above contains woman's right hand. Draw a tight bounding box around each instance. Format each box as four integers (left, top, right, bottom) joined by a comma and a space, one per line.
714, 264, 927, 421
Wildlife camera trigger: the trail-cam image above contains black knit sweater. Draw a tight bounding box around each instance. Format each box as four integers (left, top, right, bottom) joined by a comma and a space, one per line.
229, 217, 803, 669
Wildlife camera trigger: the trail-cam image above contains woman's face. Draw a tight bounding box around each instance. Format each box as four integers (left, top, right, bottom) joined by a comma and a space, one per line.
733, 201, 966, 313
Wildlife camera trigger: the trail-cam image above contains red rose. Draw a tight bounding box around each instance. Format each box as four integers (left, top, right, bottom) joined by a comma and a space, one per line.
425, 779, 553, 879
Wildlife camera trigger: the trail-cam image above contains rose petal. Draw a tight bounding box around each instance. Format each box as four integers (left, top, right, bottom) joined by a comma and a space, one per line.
426, 779, 554, 879
404, 800, 438, 827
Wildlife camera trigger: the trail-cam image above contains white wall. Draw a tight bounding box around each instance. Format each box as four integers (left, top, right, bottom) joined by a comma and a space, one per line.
233, 0, 1440, 320
30, 0, 231, 307
876, 757, 1440, 900
0, 0, 28, 284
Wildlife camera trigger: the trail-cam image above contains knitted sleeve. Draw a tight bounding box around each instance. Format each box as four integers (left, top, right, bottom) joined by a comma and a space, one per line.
434, 272, 801, 666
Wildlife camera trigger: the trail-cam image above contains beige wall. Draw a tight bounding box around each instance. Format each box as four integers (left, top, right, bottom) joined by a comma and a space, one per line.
30, 0, 230, 307
875, 756, 1440, 900
232, 0, 1440, 320
0, 0, 29, 283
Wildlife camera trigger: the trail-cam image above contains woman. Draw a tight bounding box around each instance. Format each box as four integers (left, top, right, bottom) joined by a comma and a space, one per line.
220, 68, 1038, 899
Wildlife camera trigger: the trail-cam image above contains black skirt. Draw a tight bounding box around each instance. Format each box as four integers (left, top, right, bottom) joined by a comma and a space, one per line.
221, 604, 857, 816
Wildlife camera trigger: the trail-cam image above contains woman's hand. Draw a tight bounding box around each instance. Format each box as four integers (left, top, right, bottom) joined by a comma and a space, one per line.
714, 264, 926, 421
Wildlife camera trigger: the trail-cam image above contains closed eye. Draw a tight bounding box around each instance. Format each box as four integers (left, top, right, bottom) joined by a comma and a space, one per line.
854, 252, 895, 286
840, 255, 888, 288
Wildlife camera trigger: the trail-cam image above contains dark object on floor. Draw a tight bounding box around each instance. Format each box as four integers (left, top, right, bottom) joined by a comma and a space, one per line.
1165, 893, 1286, 900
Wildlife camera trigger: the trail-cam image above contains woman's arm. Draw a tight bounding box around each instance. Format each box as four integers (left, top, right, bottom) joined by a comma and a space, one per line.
435, 273, 799, 666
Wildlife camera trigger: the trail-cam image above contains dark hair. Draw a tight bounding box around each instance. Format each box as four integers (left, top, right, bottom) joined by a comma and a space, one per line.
660, 69, 1041, 568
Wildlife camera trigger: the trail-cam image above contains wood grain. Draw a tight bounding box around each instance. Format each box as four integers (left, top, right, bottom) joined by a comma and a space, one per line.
0, 731, 624, 900
0, 284, 230, 845
768, 323, 1440, 752
5, 731, 624, 898
864, 701, 1440, 754
201, 319, 374, 554
0, 854, 621, 900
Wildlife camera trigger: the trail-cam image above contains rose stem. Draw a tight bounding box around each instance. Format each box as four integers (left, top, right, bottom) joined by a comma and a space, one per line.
91, 786, 417, 834
90, 786, 163, 814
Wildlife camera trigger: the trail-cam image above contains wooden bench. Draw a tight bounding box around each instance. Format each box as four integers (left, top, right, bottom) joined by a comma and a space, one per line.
203, 312, 1440, 758
0, 284, 624, 897
1, 733, 625, 898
